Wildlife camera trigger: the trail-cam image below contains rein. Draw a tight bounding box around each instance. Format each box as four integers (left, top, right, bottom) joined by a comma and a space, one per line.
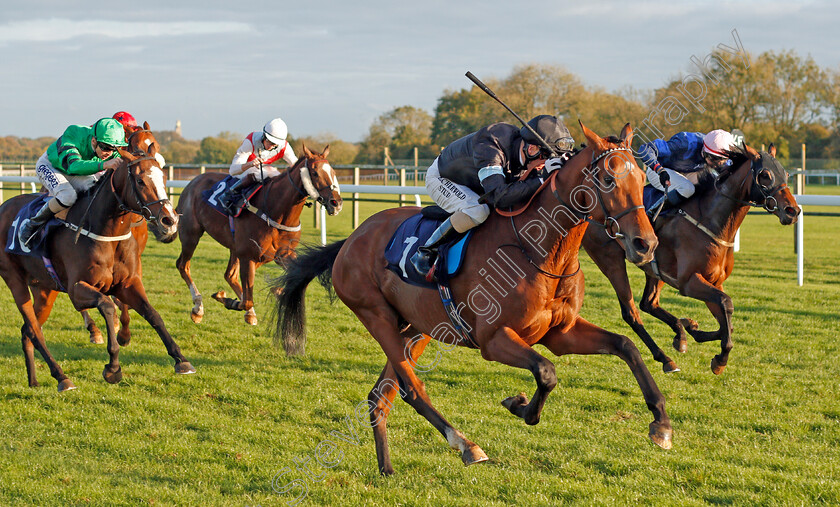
498, 146, 640, 279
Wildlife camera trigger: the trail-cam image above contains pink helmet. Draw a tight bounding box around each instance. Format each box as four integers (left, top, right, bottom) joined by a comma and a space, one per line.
112, 111, 138, 129
703, 129, 736, 158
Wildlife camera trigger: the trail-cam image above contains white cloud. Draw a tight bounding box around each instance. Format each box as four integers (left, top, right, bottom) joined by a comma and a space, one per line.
0, 18, 251, 45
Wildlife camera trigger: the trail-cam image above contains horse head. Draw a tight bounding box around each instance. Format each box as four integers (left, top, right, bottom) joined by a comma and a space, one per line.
113, 148, 179, 241
580, 122, 657, 265
718, 143, 800, 225
299, 143, 342, 216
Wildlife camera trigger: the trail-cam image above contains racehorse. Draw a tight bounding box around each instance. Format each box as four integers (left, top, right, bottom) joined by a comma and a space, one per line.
0, 148, 193, 391
81, 122, 164, 345
582, 143, 800, 375
270, 123, 673, 475
174, 144, 341, 325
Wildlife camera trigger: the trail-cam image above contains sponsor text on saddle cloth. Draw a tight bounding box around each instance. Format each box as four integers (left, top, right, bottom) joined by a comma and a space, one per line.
384, 211, 473, 289
202, 175, 263, 217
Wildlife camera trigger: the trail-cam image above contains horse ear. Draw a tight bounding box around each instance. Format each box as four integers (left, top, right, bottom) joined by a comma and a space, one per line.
744, 144, 761, 161
322, 144, 330, 158
302, 142, 313, 158
143, 121, 150, 130
768, 143, 777, 158
619, 123, 633, 147
579, 120, 606, 151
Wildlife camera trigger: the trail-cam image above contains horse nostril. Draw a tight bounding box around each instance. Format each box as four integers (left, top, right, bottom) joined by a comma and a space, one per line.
161, 216, 175, 228
330, 199, 339, 207
632, 237, 649, 253
786, 206, 799, 218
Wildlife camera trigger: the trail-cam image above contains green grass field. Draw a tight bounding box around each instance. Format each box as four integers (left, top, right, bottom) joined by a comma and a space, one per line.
0, 191, 838, 506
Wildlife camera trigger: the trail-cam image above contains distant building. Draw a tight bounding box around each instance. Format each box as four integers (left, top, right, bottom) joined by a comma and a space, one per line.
175, 120, 182, 136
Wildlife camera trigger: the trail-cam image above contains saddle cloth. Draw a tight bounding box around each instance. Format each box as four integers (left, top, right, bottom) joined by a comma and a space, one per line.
202, 175, 263, 217
384, 211, 473, 289
643, 185, 681, 217
5, 195, 64, 258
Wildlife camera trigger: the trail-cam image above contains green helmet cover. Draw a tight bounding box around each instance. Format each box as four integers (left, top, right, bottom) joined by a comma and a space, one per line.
92, 118, 128, 147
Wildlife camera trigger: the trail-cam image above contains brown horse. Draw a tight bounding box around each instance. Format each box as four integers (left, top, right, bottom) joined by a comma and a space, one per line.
174, 144, 341, 325
0, 149, 192, 391
270, 123, 672, 475
81, 122, 163, 345
582, 144, 800, 375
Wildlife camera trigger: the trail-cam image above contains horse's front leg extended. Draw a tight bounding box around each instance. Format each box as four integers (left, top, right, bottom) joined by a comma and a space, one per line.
639, 274, 695, 354
70, 281, 122, 384
679, 273, 734, 375
539, 317, 673, 449
115, 279, 196, 375
483, 327, 557, 426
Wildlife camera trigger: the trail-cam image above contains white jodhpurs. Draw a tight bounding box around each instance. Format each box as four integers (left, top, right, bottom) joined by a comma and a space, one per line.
646, 165, 696, 198
425, 158, 490, 232
35, 152, 102, 207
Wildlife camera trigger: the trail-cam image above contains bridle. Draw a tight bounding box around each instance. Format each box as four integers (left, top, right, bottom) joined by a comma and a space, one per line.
282, 155, 337, 207
110, 156, 172, 223
714, 155, 789, 213
503, 144, 643, 279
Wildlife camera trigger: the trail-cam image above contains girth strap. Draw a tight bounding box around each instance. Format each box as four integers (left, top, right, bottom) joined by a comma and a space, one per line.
676, 209, 735, 248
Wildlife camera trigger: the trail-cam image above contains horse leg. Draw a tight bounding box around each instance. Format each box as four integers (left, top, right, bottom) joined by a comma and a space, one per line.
539, 317, 673, 449
239, 259, 258, 325
639, 274, 695, 354
176, 227, 206, 323
70, 281, 122, 384
369, 333, 432, 475
114, 279, 196, 375
7, 281, 74, 390
356, 306, 487, 471
679, 274, 734, 375
27, 287, 68, 389
115, 297, 132, 346
481, 327, 557, 426
211, 252, 245, 312
81, 310, 104, 344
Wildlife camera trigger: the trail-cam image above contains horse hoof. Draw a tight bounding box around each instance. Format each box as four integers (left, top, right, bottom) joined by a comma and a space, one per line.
663, 360, 681, 373
90, 331, 104, 345
649, 423, 673, 450
175, 362, 196, 375
211, 291, 226, 303
673, 336, 688, 354
57, 379, 77, 392
117, 333, 131, 347
103, 365, 123, 384
461, 445, 489, 466
501, 393, 528, 412
190, 310, 203, 324
244, 313, 258, 326
711, 357, 726, 375
680, 318, 699, 331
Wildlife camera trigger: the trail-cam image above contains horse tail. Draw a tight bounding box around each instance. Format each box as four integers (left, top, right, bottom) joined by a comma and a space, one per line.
268, 239, 347, 356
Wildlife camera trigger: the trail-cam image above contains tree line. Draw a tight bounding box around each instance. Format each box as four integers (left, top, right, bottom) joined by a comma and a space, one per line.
2, 48, 838, 166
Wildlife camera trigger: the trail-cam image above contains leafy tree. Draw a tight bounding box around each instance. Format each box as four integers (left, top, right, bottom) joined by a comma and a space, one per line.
193, 132, 242, 164
294, 133, 359, 165
355, 106, 435, 164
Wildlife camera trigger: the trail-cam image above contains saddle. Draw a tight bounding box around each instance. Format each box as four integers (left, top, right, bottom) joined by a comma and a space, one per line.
384, 208, 473, 289
202, 176, 263, 217
6, 195, 65, 258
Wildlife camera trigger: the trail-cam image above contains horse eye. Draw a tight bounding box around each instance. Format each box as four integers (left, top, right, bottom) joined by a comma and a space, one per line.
604, 176, 615, 186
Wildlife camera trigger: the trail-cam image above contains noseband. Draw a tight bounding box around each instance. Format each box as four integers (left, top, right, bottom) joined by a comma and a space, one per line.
585, 147, 644, 240
284, 156, 335, 207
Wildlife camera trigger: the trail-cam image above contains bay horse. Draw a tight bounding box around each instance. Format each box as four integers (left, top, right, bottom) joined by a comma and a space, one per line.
81, 122, 165, 345
270, 123, 673, 475
174, 145, 341, 325
0, 148, 193, 391
582, 143, 800, 375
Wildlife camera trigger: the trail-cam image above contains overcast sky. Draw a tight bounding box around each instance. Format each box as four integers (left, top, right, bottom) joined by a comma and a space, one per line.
1, 0, 837, 143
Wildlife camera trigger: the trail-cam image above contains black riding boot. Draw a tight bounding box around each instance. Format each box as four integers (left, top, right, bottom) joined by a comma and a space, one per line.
19, 201, 57, 247
219, 173, 257, 212
647, 190, 687, 220
410, 218, 459, 281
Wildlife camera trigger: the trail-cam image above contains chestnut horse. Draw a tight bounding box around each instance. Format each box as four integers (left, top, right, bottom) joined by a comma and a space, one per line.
174, 145, 341, 325
270, 124, 672, 475
582, 144, 800, 375
81, 122, 164, 345
0, 149, 193, 391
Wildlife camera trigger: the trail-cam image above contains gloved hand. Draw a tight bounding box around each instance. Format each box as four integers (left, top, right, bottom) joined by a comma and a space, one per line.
658, 170, 671, 187
545, 157, 565, 173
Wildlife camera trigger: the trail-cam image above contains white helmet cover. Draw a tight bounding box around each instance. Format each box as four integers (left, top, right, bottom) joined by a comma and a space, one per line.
263, 118, 288, 145
703, 129, 736, 157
